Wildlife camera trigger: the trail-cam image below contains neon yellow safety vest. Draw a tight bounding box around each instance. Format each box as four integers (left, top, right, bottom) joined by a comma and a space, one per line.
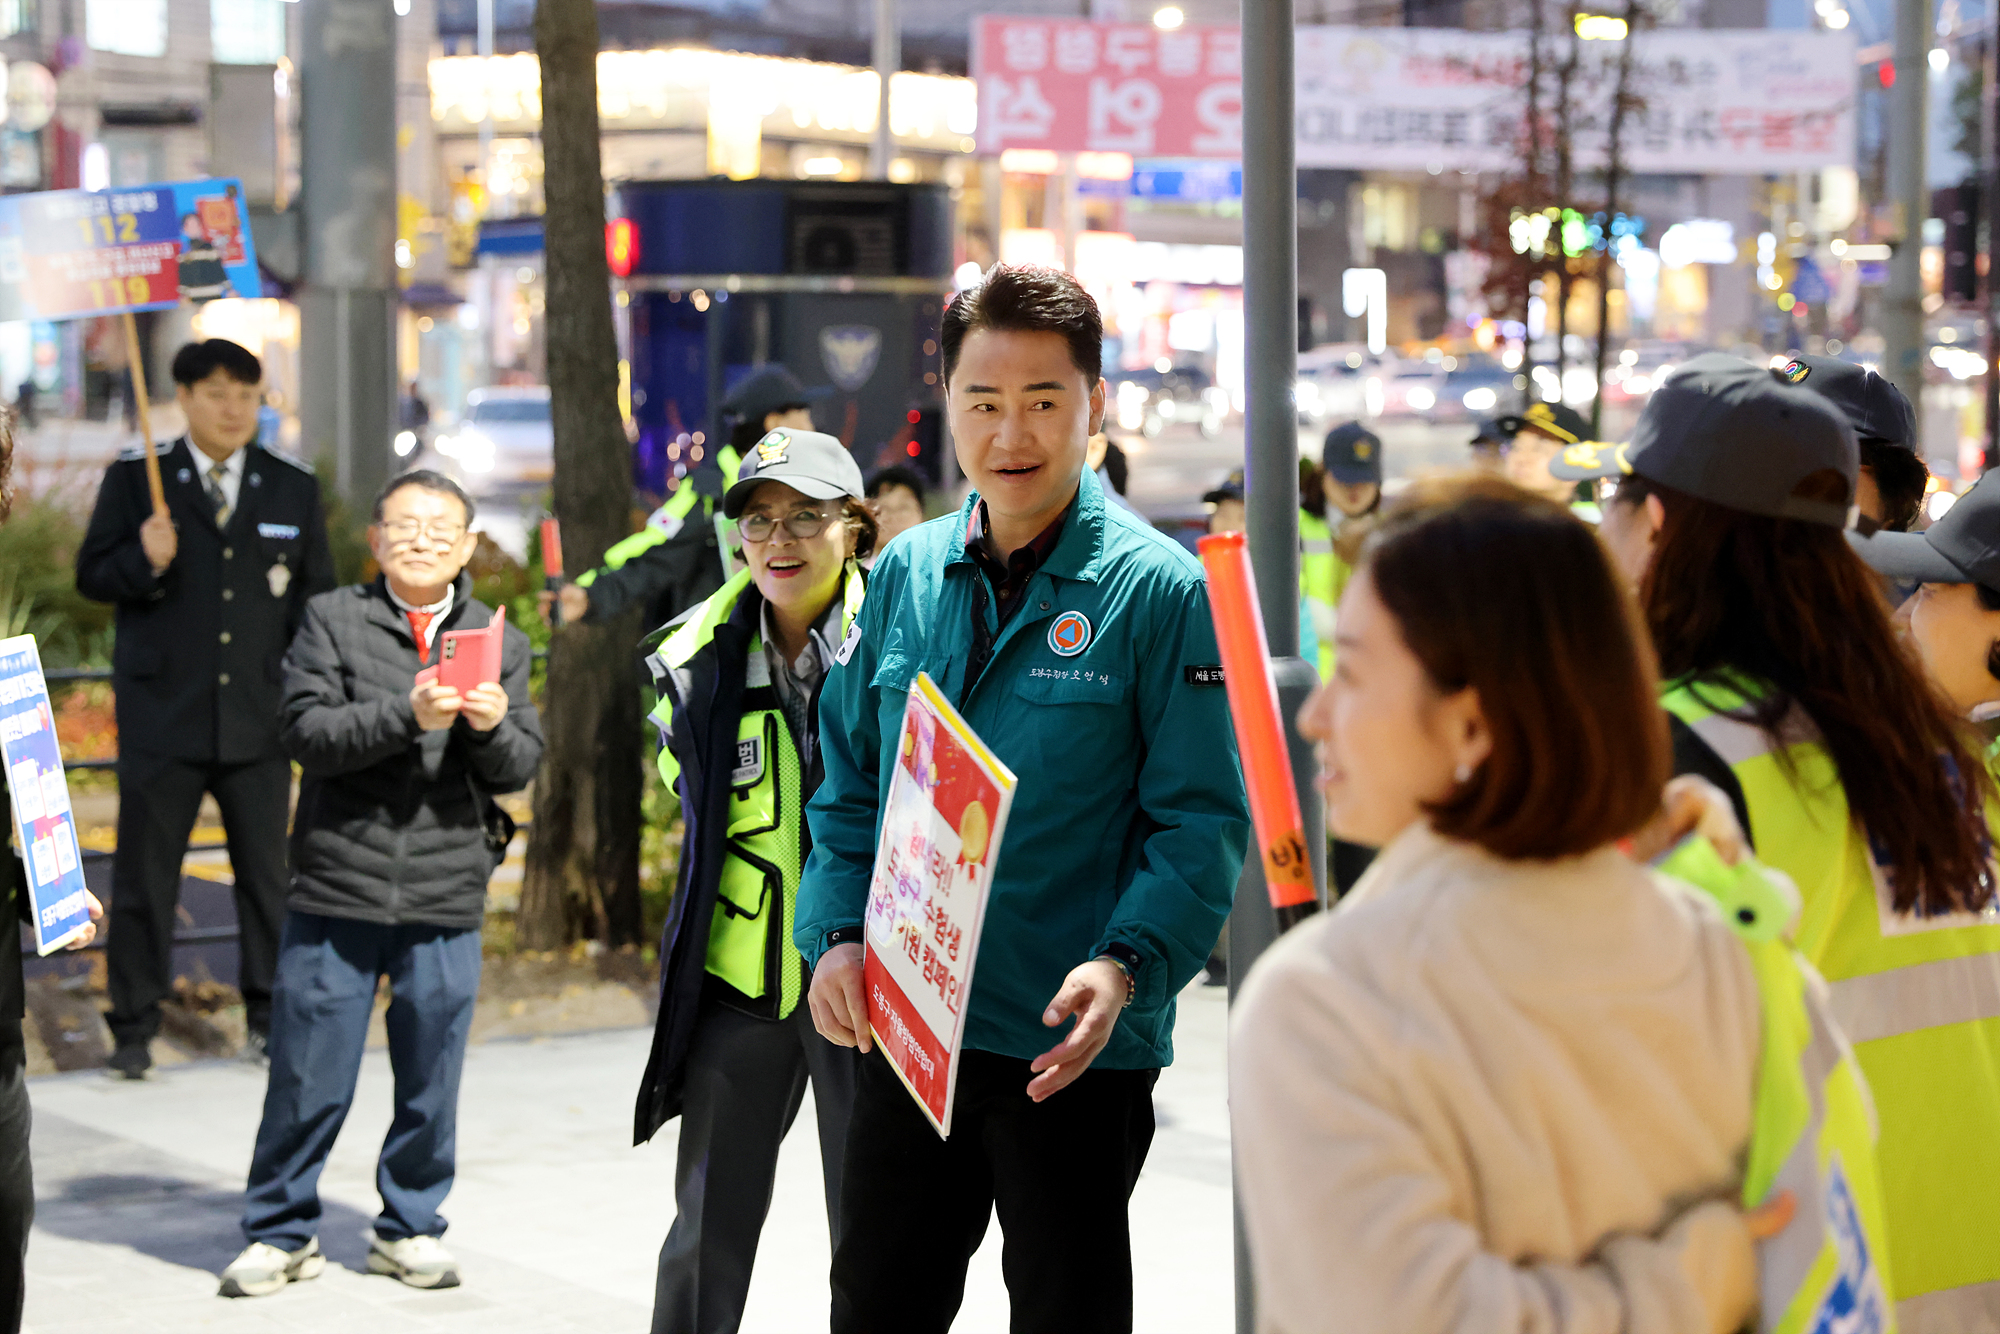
576, 445, 741, 590
1667, 676, 2000, 1332
647, 563, 864, 1017
1299, 510, 1347, 680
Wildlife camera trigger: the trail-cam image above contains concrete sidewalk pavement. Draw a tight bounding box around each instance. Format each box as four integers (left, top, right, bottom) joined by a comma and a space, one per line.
22, 982, 1236, 1334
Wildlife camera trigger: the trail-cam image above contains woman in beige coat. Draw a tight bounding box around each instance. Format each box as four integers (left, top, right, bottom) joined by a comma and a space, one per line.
1232, 477, 1790, 1334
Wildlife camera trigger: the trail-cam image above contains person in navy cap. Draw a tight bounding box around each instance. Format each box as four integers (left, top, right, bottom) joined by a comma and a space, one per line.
1776, 354, 1928, 534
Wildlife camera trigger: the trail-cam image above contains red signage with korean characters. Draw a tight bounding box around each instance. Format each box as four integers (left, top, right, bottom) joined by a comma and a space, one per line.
863, 672, 1017, 1138
972, 16, 1243, 159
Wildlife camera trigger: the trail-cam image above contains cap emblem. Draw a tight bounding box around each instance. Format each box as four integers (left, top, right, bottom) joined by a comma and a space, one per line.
1783, 359, 1810, 384
755, 431, 791, 465
1560, 441, 1631, 475
1354, 440, 1373, 460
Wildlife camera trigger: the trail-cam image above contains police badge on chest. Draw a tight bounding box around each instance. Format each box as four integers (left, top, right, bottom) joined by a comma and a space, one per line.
267, 558, 291, 598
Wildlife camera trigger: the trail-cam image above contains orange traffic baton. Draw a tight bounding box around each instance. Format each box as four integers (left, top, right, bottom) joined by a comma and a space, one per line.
1197, 531, 1320, 933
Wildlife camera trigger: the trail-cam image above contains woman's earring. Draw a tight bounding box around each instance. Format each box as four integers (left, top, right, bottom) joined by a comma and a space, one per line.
1454, 763, 1473, 784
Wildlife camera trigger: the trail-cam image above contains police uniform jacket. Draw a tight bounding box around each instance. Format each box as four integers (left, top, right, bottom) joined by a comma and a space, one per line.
76, 438, 335, 765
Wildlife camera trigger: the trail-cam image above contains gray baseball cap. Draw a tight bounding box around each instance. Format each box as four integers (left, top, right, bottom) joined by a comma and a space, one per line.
722, 428, 866, 519
1848, 468, 2000, 593
1548, 352, 1857, 527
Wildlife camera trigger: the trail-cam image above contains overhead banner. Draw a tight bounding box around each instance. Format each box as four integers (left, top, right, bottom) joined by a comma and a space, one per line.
972, 16, 1243, 158
0, 177, 259, 322
972, 18, 1853, 173
1294, 27, 1855, 175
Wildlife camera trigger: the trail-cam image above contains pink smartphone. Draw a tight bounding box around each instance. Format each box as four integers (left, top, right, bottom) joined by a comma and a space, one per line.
427, 606, 506, 695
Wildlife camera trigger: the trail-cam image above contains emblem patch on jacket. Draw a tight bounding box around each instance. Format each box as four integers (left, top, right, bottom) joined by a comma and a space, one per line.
1048, 611, 1093, 657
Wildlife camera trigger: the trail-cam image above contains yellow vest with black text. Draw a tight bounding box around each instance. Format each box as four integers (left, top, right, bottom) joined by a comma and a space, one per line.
1299, 510, 1345, 680
1667, 677, 2000, 1332
647, 563, 862, 1019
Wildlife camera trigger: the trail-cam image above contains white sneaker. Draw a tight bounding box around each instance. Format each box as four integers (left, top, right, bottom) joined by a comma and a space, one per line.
218, 1238, 325, 1298
366, 1232, 461, 1289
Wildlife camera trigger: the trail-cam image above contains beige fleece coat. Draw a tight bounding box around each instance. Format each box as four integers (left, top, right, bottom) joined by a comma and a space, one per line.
1231, 823, 1764, 1334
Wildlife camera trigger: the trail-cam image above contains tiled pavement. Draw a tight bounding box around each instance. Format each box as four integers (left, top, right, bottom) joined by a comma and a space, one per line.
21, 984, 1236, 1333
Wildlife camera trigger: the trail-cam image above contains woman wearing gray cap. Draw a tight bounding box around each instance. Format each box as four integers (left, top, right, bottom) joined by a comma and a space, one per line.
631, 427, 877, 1334
1566, 353, 2000, 1334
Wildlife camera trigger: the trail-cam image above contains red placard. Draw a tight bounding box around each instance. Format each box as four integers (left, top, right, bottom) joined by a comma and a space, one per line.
972, 16, 1243, 158
864, 672, 1017, 1137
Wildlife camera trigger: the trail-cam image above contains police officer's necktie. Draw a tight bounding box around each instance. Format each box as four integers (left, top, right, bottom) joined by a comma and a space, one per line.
207, 460, 230, 528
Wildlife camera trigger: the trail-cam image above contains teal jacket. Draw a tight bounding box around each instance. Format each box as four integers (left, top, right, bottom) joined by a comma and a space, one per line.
797, 469, 1250, 1070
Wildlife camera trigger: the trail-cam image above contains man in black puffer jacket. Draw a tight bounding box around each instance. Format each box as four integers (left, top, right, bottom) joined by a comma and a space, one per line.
219, 470, 542, 1301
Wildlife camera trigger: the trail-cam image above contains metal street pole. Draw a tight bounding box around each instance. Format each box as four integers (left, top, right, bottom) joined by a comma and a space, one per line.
477, 0, 494, 201
299, 0, 398, 504
1233, 0, 1326, 1331
867, 0, 898, 180
1884, 0, 1932, 408
1984, 28, 1999, 472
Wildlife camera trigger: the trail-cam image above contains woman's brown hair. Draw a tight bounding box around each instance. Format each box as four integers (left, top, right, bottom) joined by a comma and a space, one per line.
1639, 475, 1994, 916
1364, 474, 1669, 860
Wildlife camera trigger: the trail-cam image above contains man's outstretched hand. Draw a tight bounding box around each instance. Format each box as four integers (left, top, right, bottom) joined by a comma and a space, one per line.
1028, 958, 1129, 1103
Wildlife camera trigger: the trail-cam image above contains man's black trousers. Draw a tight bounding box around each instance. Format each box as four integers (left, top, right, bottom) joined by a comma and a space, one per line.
107, 751, 290, 1047
831, 1047, 1158, 1334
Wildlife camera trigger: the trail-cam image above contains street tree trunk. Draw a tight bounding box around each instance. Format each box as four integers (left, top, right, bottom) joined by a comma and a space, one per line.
1521, 0, 1545, 411
521, 0, 644, 951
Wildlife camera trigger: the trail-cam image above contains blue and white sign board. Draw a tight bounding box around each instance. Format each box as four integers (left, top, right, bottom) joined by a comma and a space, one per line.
0, 635, 92, 954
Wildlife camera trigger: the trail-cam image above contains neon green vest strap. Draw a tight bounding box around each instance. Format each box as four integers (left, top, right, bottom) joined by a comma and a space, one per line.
1662, 837, 1898, 1334
658, 444, 743, 523
1298, 511, 1343, 679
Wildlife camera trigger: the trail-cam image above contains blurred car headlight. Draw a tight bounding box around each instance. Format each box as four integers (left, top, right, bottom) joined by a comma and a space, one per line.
1406, 386, 1435, 411
434, 433, 458, 458
1295, 379, 1321, 413
394, 430, 417, 457
1461, 387, 1497, 412
456, 429, 495, 473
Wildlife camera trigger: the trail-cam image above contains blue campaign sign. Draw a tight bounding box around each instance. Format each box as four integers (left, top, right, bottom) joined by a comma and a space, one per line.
0, 177, 260, 321
0, 635, 92, 954
1130, 160, 1242, 202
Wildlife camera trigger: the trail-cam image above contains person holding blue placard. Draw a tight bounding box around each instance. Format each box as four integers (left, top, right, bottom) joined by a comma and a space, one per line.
0, 418, 103, 1334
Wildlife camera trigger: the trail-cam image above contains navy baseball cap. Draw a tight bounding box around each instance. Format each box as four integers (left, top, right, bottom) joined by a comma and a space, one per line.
1202, 469, 1245, 506
1849, 470, 2000, 594
1323, 422, 1384, 485
1493, 401, 1592, 446
1549, 352, 1857, 527
722, 428, 865, 518
1778, 354, 1916, 449
721, 365, 831, 423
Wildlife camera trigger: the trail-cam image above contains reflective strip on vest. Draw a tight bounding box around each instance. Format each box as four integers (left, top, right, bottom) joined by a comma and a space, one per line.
1897, 1279, 2000, 1331
1300, 538, 1334, 555
1828, 954, 2000, 1045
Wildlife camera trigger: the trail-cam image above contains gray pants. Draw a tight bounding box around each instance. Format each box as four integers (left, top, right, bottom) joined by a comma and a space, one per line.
652, 993, 859, 1334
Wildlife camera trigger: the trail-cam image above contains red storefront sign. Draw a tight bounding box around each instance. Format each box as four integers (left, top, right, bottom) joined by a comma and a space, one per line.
972, 16, 1243, 159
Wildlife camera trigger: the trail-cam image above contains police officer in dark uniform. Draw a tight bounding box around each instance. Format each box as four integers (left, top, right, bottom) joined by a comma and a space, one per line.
75, 338, 334, 1078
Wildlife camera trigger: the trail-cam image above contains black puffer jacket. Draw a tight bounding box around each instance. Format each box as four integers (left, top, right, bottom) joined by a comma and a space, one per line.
279, 574, 543, 928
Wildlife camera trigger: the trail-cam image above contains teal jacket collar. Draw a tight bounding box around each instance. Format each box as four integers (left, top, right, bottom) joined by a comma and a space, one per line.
945, 465, 1110, 586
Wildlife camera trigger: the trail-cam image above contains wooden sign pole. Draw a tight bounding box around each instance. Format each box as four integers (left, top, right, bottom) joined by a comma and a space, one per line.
120, 308, 165, 517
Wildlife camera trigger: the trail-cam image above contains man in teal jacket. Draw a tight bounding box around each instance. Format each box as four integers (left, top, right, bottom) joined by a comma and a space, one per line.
797, 264, 1249, 1334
